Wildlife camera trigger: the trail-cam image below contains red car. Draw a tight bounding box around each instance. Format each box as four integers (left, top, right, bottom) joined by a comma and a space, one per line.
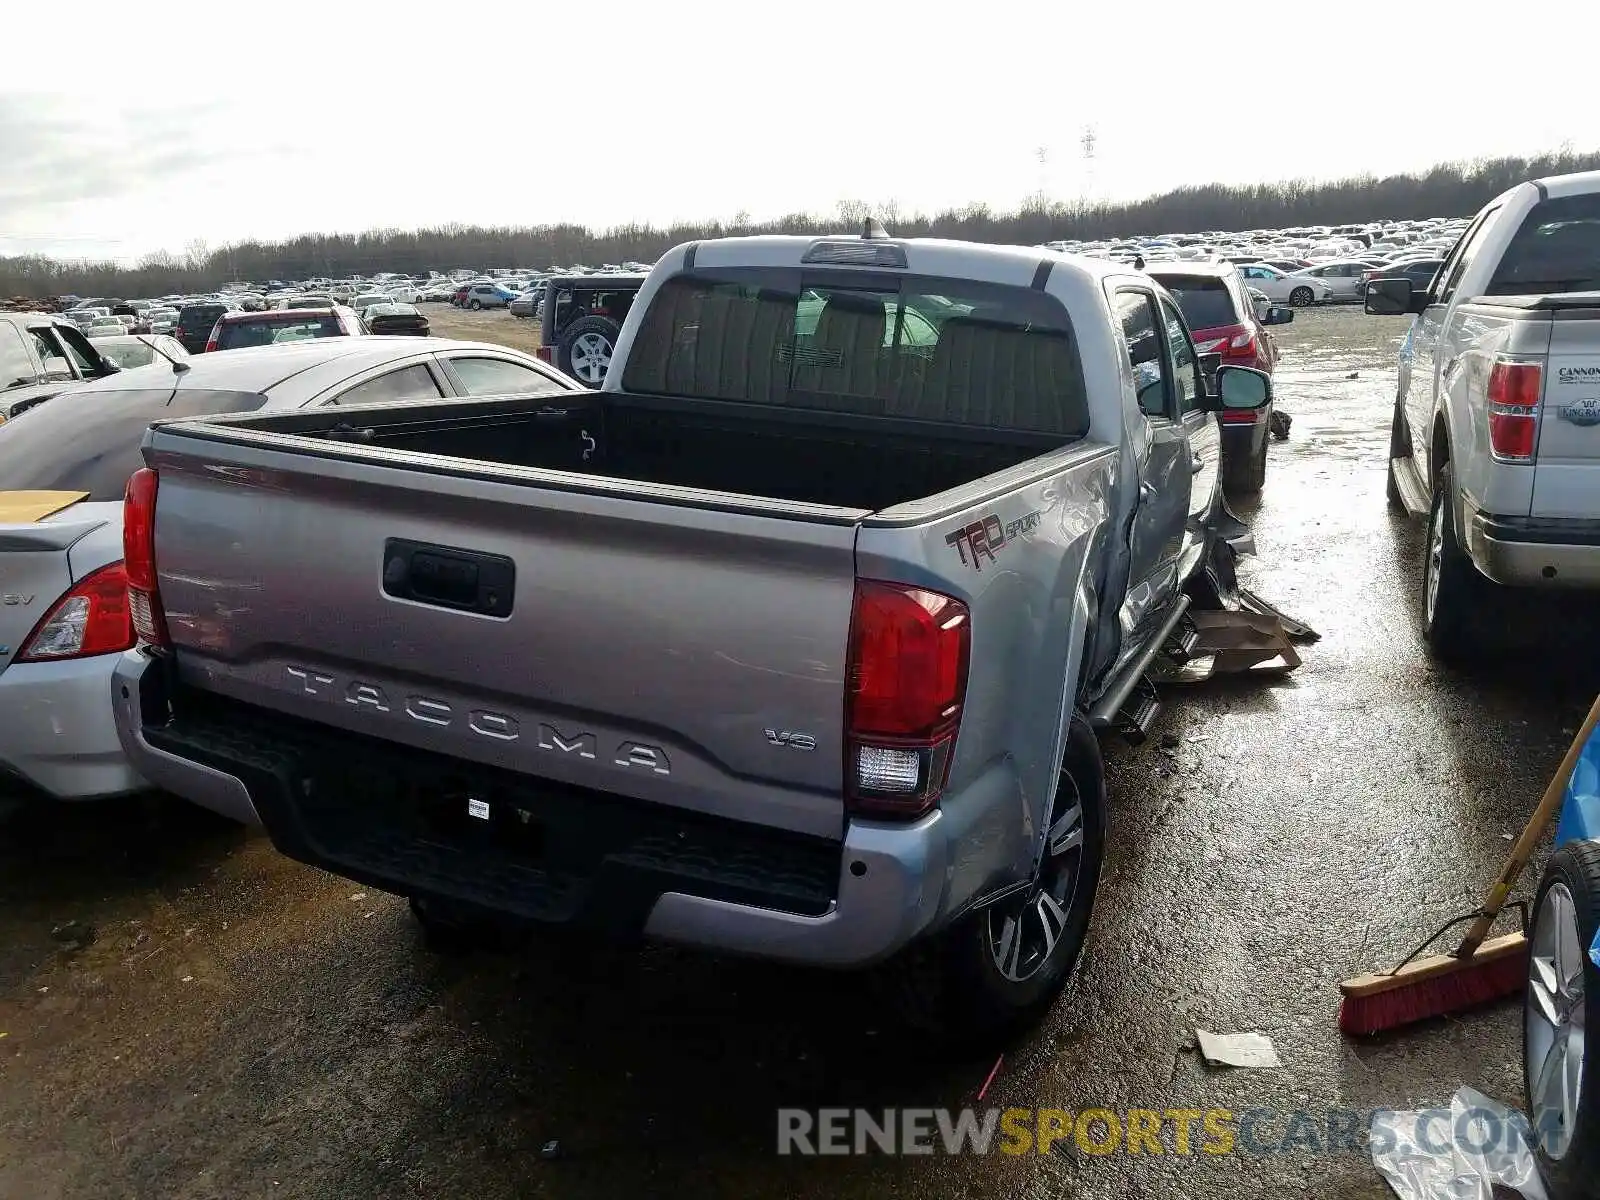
1146, 263, 1292, 494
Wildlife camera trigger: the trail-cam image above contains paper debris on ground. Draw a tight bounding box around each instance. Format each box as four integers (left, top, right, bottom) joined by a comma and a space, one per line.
1194, 1029, 1281, 1069
1371, 1087, 1547, 1200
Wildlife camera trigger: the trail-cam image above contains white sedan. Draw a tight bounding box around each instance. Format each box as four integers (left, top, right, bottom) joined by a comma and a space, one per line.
1237, 263, 1334, 307
0, 337, 581, 803
1288, 259, 1374, 302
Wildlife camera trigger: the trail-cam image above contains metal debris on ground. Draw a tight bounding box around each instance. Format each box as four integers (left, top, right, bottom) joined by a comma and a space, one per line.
1194, 1029, 1281, 1069
1153, 610, 1304, 683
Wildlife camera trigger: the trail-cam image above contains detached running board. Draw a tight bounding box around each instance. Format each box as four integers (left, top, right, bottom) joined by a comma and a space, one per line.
1088, 595, 1192, 739
1390, 456, 1430, 516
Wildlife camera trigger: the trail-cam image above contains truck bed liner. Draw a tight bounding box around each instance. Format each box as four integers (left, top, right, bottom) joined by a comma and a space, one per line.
172, 390, 1072, 514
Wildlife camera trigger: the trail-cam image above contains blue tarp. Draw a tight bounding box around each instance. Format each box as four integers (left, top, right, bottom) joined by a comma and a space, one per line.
1550, 715, 1600, 966
1554, 720, 1600, 847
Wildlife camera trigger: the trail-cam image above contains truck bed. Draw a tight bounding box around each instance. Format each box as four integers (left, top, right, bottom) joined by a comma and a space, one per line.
188, 390, 1064, 515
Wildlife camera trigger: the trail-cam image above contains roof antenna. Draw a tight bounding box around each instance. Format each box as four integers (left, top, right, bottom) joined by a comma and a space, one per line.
863, 215, 889, 240
137, 334, 191, 374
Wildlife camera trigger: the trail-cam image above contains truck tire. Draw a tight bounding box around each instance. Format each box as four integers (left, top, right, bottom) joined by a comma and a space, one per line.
1422, 462, 1487, 660
889, 717, 1105, 1042
558, 315, 622, 386
1523, 841, 1600, 1196
1223, 443, 1267, 495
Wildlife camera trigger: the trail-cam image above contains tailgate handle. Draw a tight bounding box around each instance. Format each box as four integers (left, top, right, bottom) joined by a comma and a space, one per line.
382, 539, 515, 617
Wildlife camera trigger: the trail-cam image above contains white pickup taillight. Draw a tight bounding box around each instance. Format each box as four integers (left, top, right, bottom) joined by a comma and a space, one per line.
123, 468, 170, 649
1486, 358, 1542, 463
844, 580, 970, 820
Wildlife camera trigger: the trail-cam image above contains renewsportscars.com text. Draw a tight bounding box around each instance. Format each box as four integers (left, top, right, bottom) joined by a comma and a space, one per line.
777, 1105, 1544, 1158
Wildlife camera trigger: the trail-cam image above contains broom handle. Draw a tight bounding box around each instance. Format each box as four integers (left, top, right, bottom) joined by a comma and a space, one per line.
1456, 691, 1600, 958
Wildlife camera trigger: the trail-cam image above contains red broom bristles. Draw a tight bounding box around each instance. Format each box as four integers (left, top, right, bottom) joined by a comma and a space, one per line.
1337, 953, 1527, 1037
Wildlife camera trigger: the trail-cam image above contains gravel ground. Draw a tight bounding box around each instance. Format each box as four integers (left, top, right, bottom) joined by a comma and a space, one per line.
1, 303, 1595, 1199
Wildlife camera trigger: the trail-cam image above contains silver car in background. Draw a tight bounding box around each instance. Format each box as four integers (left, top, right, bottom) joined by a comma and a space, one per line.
0, 336, 580, 802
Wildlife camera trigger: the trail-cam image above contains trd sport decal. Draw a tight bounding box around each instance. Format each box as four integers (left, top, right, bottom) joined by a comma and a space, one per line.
946, 510, 1042, 570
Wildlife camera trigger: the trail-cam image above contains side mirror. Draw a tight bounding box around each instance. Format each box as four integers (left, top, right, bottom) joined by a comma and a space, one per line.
1262, 305, 1295, 326
1365, 276, 1427, 316
1205, 364, 1273, 412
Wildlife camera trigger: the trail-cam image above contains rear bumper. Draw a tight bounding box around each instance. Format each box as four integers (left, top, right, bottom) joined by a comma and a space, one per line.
0, 654, 148, 800
110, 650, 957, 967
1464, 508, 1600, 588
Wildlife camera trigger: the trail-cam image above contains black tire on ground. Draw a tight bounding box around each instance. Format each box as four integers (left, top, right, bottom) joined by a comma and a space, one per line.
888, 717, 1106, 1042
1523, 840, 1600, 1195
558, 315, 622, 385
1289, 286, 1315, 307
1422, 462, 1489, 660
468, 299, 482, 311
1223, 444, 1268, 494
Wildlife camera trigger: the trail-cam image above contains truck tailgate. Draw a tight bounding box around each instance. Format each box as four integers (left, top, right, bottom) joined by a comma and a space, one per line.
1534, 332, 1600, 517
145, 432, 864, 839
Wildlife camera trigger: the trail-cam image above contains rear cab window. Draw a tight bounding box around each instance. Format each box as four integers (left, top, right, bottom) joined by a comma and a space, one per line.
1487, 192, 1600, 295
621, 269, 1089, 437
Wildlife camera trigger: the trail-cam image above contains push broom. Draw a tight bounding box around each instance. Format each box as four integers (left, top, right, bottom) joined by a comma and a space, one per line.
1338, 692, 1600, 1036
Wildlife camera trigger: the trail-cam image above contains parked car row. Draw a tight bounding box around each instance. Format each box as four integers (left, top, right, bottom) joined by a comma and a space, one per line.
1046, 216, 1469, 305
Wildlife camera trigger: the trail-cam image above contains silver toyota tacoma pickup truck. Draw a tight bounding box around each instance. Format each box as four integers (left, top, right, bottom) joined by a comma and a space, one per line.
112, 231, 1271, 1032
1367, 169, 1600, 659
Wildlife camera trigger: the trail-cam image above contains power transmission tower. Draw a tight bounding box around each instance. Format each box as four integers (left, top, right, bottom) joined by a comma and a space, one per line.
1080, 126, 1097, 210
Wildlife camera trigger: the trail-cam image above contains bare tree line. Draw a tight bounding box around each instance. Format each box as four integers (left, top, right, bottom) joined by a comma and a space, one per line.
5, 149, 1597, 300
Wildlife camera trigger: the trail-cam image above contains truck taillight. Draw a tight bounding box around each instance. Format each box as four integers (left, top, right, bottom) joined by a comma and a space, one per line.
16, 563, 135, 662
844, 580, 970, 820
1486, 359, 1542, 463
123, 467, 170, 648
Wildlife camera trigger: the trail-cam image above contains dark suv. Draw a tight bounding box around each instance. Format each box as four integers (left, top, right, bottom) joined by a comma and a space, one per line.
537, 273, 646, 385
175, 302, 233, 354
1146, 263, 1293, 494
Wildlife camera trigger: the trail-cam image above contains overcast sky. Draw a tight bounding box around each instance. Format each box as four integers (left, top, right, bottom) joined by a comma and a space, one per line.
4, 1, 1599, 264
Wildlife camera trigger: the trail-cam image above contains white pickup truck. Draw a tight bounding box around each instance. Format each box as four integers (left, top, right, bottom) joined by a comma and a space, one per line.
1366, 169, 1600, 658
